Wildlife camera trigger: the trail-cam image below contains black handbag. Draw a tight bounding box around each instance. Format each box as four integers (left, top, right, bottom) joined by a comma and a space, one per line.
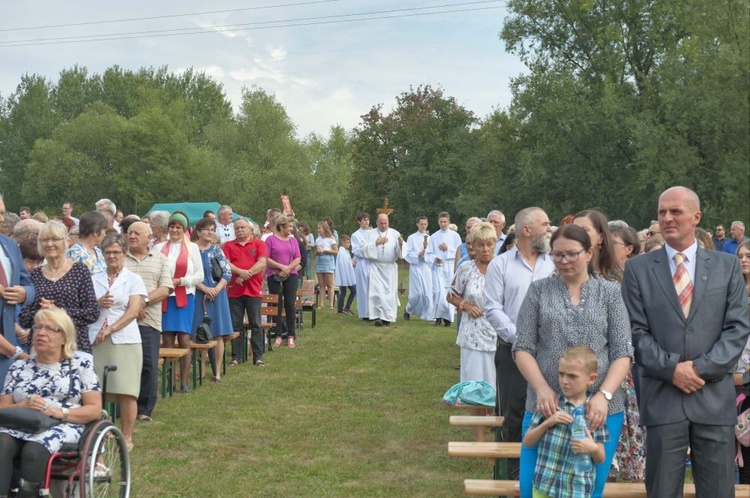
210, 256, 223, 282
195, 298, 213, 344
0, 360, 74, 433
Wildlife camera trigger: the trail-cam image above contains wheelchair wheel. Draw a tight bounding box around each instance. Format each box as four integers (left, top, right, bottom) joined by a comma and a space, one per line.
78, 421, 131, 498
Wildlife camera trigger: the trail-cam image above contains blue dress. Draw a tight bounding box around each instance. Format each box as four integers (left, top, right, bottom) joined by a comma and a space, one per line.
192, 245, 233, 337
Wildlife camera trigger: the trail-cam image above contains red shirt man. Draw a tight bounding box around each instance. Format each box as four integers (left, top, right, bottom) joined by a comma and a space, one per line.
222, 219, 268, 365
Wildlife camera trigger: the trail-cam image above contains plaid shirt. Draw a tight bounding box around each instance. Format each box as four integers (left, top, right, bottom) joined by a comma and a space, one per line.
530, 395, 609, 498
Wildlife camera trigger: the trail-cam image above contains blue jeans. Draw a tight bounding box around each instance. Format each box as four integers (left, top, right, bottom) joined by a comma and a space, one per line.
337, 285, 356, 312
520, 410, 623, 498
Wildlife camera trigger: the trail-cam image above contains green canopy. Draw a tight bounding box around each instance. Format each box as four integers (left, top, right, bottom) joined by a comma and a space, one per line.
145, 202, 255, 227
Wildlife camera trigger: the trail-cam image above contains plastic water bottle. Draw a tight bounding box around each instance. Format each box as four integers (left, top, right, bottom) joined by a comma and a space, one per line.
570, 405, 593, 473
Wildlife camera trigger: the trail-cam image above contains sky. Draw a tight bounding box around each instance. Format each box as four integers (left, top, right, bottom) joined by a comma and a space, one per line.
0, 0, 526, 138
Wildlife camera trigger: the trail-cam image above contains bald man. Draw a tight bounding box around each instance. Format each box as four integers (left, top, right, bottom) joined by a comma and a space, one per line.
622, 186, 749, 497
360, 214, 403, 326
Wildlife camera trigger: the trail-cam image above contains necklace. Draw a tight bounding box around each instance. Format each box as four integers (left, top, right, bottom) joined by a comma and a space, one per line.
45, 261, 70, 282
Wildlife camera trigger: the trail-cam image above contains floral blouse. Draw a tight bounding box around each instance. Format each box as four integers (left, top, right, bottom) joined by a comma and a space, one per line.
452, 261, 497, 352
1, 353, 100, 453
66, 242, 106, 276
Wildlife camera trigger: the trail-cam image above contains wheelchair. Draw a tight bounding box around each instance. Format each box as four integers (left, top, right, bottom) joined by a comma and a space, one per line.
10, 365, 131, 498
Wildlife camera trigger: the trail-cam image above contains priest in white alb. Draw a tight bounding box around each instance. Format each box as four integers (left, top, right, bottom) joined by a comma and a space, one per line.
425, 211, 462, 326
361, 213, 403, 327
403, 216, 434, 321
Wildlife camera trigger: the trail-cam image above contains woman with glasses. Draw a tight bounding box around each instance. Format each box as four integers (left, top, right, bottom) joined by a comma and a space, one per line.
190, 217, 233, 380
155, 212, 203, 393
20, 221, 99, 354
89, 233, 146, 451
513, 224, 633, 498
65, 211, 108, 276
0, 307, 102, 498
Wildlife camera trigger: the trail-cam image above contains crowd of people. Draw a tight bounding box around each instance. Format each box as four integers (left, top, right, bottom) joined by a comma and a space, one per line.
0, 188, 748, 497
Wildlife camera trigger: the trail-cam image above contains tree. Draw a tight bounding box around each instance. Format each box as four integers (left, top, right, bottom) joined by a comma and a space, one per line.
349, 85, 480, 231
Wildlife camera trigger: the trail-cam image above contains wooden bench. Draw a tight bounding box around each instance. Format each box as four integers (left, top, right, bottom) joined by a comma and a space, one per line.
450, 415, 504, 442
449, 441, 522, 459
190, 340, 217, 389
159, 348, 190, 398
462, 479, 750, 497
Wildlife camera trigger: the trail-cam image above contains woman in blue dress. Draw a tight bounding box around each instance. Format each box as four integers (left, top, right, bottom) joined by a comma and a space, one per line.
191, 218, 233, 381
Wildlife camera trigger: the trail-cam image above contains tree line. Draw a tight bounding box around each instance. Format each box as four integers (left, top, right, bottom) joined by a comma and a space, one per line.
1, 0, 747, 236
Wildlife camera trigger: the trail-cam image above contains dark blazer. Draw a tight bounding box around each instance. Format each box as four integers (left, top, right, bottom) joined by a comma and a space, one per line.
0, 233, 35, 382
622, 246, 749, 426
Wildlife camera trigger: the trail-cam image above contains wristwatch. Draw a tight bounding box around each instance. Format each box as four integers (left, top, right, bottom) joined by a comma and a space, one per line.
143, 297, 150, 305
61, 407, 69, 422
598, 389, 613, 401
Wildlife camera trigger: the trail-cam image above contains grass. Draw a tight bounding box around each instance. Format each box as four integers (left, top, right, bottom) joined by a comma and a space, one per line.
128, 290, 489, 497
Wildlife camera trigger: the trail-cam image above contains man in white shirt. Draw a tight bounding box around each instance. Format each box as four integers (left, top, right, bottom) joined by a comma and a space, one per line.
425, 212, 462, 326
403, 216, 433, 321
351, 212, 372, 320
484, 206, 554, 479
487, 210, 507, 255
217, 205, 235, 244
361, 213, 403, 326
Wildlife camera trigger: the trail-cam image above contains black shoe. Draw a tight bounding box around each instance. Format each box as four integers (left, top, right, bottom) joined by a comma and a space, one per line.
443, 319, 452, 327
434, 319, 442, 326
374, 319, 383, 327
382, 320, 390, 326
403, 311, 410, 321
362, 317, 370, 321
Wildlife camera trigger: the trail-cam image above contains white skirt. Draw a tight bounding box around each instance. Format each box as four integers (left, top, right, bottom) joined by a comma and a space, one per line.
459, 347, 496, 388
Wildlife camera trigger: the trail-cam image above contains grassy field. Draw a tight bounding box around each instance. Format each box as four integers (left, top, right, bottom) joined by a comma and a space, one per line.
129, 289, 490, 497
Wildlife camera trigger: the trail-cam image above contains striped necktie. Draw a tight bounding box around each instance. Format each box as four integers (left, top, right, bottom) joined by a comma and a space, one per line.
673, 253, 693, 318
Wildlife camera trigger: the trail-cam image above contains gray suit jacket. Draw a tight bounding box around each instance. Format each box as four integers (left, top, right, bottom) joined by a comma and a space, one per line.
622, 246, 749, 426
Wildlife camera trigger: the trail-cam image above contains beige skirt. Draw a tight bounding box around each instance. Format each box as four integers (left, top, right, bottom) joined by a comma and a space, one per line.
93, 337, 143, 399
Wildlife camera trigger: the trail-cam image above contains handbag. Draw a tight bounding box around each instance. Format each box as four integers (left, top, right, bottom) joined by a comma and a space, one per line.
210, 256, 223, 282
0, 360, 74, 433
195, 298, 213, 344
736, 394, 750, 467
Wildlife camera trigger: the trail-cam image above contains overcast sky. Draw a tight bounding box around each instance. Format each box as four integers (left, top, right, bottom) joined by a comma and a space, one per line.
0, 0, 526, 137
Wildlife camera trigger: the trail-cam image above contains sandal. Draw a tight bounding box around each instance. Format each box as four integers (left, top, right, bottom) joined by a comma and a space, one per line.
94, 462, 111, 477
229, 359, 239, 367
254, 359, 266, 367
137, 414, 152, 423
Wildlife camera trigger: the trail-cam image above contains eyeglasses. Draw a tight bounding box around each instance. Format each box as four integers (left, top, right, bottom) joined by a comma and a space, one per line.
103, 250, 124, 256
612, 241, 628, 247
32, 324, 63, 334
201, 228, 216, 232
715, 228, 724, 231
39, 237, 65, 244
646, 231, 660, 237
550, 250, 585, 262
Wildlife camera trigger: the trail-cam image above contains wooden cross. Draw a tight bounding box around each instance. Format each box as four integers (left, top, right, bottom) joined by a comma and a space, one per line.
376, 197, 394, 215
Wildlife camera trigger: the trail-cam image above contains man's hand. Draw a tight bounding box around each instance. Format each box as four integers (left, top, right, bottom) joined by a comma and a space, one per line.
438, 243, 448, 251
673, 360, 705, 394
3, 286, 27, 305
376, 236, 388, 246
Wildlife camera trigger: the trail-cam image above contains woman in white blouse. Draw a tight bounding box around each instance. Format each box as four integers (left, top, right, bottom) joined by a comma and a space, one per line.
155, 212, 203, 393
89, 233, 146, 451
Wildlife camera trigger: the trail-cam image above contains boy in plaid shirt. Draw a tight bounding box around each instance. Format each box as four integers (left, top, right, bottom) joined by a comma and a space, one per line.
523, 345, 609, 497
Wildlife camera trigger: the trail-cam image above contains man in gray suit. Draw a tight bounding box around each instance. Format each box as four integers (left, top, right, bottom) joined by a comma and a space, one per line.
622, 186, 749, 498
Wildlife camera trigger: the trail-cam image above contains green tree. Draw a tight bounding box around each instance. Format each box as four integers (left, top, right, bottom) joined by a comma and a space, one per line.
348, 85, 480, 231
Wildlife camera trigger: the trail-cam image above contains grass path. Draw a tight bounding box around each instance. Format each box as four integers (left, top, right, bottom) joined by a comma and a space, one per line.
129, 303, 489, 497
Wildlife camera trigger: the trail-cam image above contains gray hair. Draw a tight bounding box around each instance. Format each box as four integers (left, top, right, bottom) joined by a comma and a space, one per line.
217, 205, 233, 217
465, 216, 483, 226
514, 207, 544, 231
37, 220, 69, 254
149, 210, 170, 231
487, 210, 506, 222
101, 232, 126, 250
1, 212, 20, 232
731, 221, 746, 231
14, 219, 44, 241
95, 198, 117, 216
608, 220, 629, 229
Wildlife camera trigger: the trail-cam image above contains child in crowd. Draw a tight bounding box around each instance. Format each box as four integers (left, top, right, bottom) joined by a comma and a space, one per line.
523, 345, 608, 498
315, 221, 338, 310
334, 235, 356, 315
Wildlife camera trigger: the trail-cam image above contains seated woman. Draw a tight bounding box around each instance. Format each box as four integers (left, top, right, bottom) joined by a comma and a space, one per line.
0, 307, 102, 497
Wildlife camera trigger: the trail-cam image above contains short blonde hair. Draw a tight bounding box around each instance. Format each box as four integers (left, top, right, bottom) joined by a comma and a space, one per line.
562, 345, 598, 374
37, 220, 69, 255
467, 221, 496, 245
33, 307, 77, 359
275, 215, 296, 232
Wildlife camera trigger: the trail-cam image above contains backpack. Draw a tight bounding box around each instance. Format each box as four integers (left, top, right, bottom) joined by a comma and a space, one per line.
736, 394, 750, 467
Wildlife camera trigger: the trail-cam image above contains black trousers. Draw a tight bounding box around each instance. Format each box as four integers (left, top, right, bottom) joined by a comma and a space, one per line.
0, 434, 49, 493
229, 296, 263, 362
266, 277, 299, 337
494, 341, 527, 479
137, 325, 161, 417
